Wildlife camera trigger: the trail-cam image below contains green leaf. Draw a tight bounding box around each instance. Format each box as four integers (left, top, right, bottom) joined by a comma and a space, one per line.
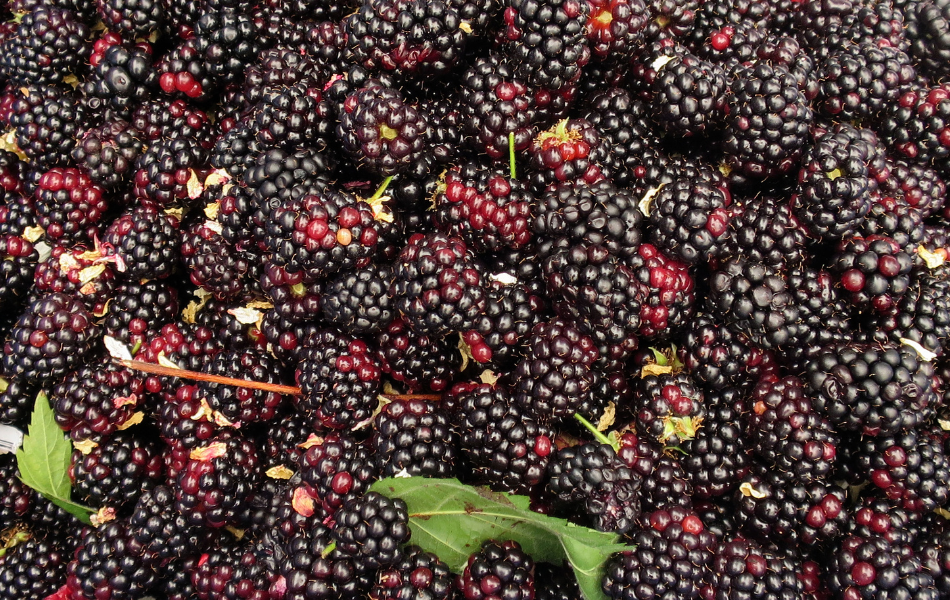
15, 392, 93, 525
370, 477, 628, 600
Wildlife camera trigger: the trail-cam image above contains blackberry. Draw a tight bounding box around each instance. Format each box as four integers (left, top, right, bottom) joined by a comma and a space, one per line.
880, 85, 950, 176
8, 84, 87, 168
332, 491, 411, 572
249, 83, 335, 152
0, 376, 39, 426
463, 273, 545, 368
130, 98, 214, 148
718, 197, 808, 268
373, 398, 457, 479
210, 123, 262, 180
815, 41, 917, 124
882, 158, 947, 219
914, 512, 950, 597
34, 167, 108, 243
832, 234, 914, 313
345, 0, 468, 75
679, 314, 774, 392
456, 540, 534, 600
650, 50, 727, 136
95, 0, 165, 40
192, 10, 262, 89
805, 342, 936, 437
642, 0, 697, 41
134, 321, 224, 399
102, 204, 181, 281
298, 433, 379, 514
69, 430, 164, 511
527, 118, 610, 193
647, 175, 732, 266
686, 1, 770, 62
546, 442, 641, 533
81, 41, 157, 121
101, 280, 178, 347
3, 293, 100, 383
390, 233, 486, 337
181, 219, 253, 301
746, 375, 839, 483
260, 263, 323, 324
721, 61, 813, 178
844, 428, 950, 514
627, 243, 695, 340
256, 410, 315, 472
827, 534, 938, 600
155, 384, 217, 450
640, 453, 693, 513
65, 520, 157, 600
295, 329, 382, 430
0, 234, 37, 308
681, 386, 751, 498
156, 36, 217, 98
585, 0, 648, 61
793, 123, 876, 243
735, 464, 848, 548
602, 507, 716, 600
0, 527, 80, 600
906, 0, 950, 82
433, 161, 533, 254
0, 8, 91, 86
700, 536, 805, 600
129, 484, 213, 565
370, 545, 454, 600
279, 521, 367, 599
175, 432, 262, 529
71, 120, 144, 192
866, 274, 950, 356
633, 366, 704, 448
581, 88, 659, 187
322, 264, 394, 336
265, 189, 386, 281
781, 267, 852, 375
458, 53, 537, 160
502, 0, 590, 90
32, 242, 115, 313
132, 136, 210, 207
197, 348, 287, 427
191, 542, 284, 600
449, 382, 554, 494
512, 318, 599, 423
337, 83, 431, 177
243, 47, 321, 108
860, 196, 926, 253
51, 362, 144, 443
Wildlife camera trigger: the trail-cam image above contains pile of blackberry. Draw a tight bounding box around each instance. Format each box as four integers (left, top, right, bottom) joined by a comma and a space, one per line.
2, 1, 950, 598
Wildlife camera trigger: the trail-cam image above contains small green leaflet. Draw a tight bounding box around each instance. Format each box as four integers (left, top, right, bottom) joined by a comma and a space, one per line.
16, 392, 93, 525
370, 477, 629, 600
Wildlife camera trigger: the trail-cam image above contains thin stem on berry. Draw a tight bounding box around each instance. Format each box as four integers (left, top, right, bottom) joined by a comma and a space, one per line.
573, 413, 619, 452
369, 175, 394, 202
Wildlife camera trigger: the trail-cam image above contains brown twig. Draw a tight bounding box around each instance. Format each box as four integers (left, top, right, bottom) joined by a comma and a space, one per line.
113, 358, 442, 402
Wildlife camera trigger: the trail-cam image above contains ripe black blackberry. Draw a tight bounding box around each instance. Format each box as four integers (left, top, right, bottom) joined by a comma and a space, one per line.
345, 0, 468, 75
793, 123, 876, 243
546, 442, 641, 533
175, 432, 262, 529
298, 433, 378, 514
132, 136, 209, 207
101, 280, 178, 347
373, 398, 457, 479
746, 374, 838, 483
721, 61, 813, 178
844, 428, 950, 514
718, 197, 808, 268
51, 362, 144, 443
66, 520, 157, 600
72, 120, 144, 192
880, 85, 950, 176
650, 50, 727, 136
581, 87, 659, 186
860, 196, 926, 253
295, 329, 382, 430
242, 46, 321, 107
69, 430, 164, 512
914, 512, 950, 596
0, 8, 91, 86
906, 0, 950, 82
544, 243, 642, 352
815, 41, 918, 124
700, 536, 805, 600
882, 158, 947, 219
338, 83, 431, 177
735, 464, 848, 548
866, 274, 950, 356
512, 318, 599, 423
827, 534, 939, 600
192, 541, 285, 600
681, 386, 751, 499
249, 83, 335, 152
0, 376, 38, 426
679, 314, 774, 392
502, 0, 590, 90
3, 293, 100, 383
134, 321, 225, 400
96, 0, 165, 39
8, 84, 87, 168
602, 506, 716, 600
332, 491, 411, 572
0, 527, 81, 600
278, 520, 368, 599
780, 267, 852, 375
260, 263, 323, 324
34, 167, 109, 243
647, 176, 732, 266
371, 545, 454, 600
265, 189, 386, 281
32, 242, 116, 314
197, 348, 286, 427
456, 540, 534, 600
585, 0, 647, 61
0, 234, 37, 308
192, 10, 262, 89
181, 220, 254, 302
805, 342, 935, 437
129, 485, 213, 565
130, 98, 214, 148
463, 273, 545, 368
832, 234, 914, 313
103, 204, 181, 281
685, 0, 770, 61
449, 382, 554, 494
322, 264, 394, 336
390, 233, 486, 337
82, 41, 157, 121
639, 453, 694, 513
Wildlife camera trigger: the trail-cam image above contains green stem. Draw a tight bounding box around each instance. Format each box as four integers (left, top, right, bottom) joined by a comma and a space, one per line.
509, 132, 517, 180
321, 541, 337, 559
573, 413, 618, 452
369, 176, 394, 202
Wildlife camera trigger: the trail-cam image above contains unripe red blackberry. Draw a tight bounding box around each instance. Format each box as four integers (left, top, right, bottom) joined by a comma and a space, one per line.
527, 118, 610, 193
